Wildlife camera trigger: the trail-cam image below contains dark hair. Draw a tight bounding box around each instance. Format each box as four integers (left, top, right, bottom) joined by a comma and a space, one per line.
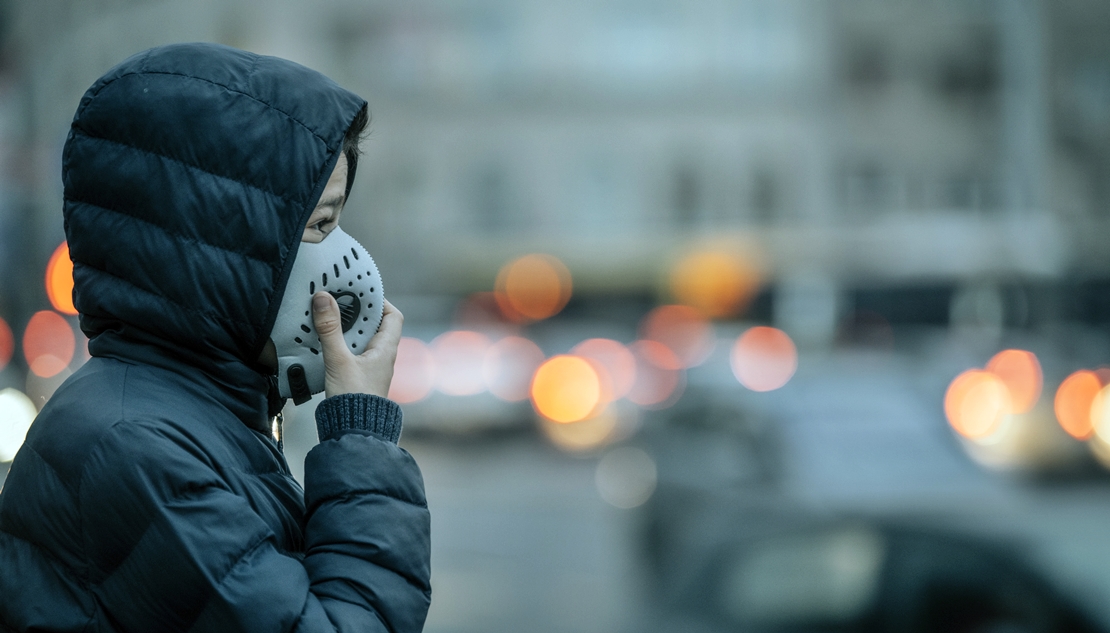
341, 105, 370, 200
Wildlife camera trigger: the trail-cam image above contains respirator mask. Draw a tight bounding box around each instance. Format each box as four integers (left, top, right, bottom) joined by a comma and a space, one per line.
270, 226, 384, 404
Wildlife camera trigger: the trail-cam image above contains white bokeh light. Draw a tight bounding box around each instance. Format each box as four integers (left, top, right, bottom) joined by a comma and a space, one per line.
0, 389, 37, 462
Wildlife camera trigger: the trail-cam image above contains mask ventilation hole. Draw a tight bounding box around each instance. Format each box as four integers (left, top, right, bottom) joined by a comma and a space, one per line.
294, 336, 302, 344
300, 324, 311, 333
304, 310, 309, 317
370, 287, 375, 292
351, 247, 359, 260
358, 330, 363, 335
351, 343, 357, 349
333, 264, 340, 278
322, 273, 328, 286
357, 275, 362, 280
310, 348, 319, 355
310, 281, 315, 294
349, 281, 353, 287
343, 256, 350, 269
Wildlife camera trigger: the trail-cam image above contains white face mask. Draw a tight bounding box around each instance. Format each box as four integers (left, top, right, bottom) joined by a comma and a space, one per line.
271, 226, 384, 404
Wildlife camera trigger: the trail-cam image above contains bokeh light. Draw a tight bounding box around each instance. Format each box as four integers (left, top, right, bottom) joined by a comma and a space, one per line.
530, 355, 601, 423
483, 336, 545, 402
571, 338, 637, 401
431, 331, 491, 396
945, 369, 1012, 440
0, 316, 13, 371
22, 311, 75, 378
985, 349, 1042, 414
669, 250, 761, 318
1091, 386, 1110, 445
1054, 370, 1102, 440
46, 241, 78, 316
639, 305, 715, 368
595, 446, 658, 509
626, 340, 684, 408
494, 254, 572, 322
0, 388, 37, 462
730, 327, 797, 392
389, 337, 436, 404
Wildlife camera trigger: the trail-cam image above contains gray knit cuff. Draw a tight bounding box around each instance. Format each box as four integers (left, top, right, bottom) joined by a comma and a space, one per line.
314, 393, 403, 444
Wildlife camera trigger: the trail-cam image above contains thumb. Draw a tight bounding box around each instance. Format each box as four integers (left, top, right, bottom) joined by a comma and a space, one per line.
311, 292, 349, 359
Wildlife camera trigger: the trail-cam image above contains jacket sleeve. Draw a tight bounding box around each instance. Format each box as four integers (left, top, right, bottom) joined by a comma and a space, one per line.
79, 394, 431, 633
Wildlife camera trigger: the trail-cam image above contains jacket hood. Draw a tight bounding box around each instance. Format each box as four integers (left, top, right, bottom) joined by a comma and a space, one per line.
62, 43, 367, 427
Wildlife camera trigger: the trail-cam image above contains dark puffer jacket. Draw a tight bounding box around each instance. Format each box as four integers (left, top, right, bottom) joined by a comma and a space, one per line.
0, 43, 431, 632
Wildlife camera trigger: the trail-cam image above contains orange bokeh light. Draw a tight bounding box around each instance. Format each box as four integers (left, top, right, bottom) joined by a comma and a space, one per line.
483, 336, 546, 402
431, 330, 491, 396
494, 254, 572, 322
627, 340, 684, 408
669, 250, 760, 318
530, 355, 601, 423
1054, 370, 1101, 440
46, 242, 78, 316
22, 311, 75, 378
730, 327, 797, 392
945, 369, 1012, 439
639, 305, 714, 369
571, 338, 637, 401
1091, 385, 1110, 443
0, 316, 12, 371
389, 337, 436, 404
985, 349, 1042, 414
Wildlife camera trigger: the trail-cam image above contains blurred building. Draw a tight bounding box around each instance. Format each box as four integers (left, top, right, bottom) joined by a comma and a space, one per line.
1, 0, 1107, 350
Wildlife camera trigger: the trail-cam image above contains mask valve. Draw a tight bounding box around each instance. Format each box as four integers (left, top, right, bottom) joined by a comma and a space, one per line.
287, 364, 312, 405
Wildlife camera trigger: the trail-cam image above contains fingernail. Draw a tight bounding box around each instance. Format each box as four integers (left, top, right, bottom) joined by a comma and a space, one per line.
313, 294, 329, 312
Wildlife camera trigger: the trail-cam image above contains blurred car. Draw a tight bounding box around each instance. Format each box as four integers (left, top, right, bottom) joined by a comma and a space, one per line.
635, 367, 1110, 633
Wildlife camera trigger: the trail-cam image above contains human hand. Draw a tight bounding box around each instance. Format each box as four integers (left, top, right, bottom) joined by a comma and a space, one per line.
311, 292, 403, 399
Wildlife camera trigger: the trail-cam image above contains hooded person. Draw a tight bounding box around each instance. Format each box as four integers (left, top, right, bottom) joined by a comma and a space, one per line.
0, 43, 431, 632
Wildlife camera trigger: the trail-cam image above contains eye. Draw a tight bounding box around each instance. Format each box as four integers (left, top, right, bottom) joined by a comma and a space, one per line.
312, 220, 330, 233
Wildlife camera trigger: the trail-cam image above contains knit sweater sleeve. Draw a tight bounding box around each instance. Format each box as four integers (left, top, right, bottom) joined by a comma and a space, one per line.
313, 393, 403, 444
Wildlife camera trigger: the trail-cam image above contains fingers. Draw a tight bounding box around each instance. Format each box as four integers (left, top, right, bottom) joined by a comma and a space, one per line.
311, 292, 350, 360
366, 299, 403, 356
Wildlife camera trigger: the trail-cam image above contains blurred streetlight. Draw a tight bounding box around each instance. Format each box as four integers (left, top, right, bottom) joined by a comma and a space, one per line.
639, 304, 715, 369
669, 249, 761, 319
1054, 370, 1101, 440
388, 337, 436, 404
494, 254, 572, 323
0, 389, 36, 462
730, 327, 797, 392
45, 241, 78, 316
531, 355, 601, 423
22, 311, 75, 379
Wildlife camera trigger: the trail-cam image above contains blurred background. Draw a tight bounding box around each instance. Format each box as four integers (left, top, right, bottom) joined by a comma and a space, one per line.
3, 0, 1110, 631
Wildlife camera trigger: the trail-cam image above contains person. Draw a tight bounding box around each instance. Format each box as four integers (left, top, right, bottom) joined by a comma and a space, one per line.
0, 43, 430, 632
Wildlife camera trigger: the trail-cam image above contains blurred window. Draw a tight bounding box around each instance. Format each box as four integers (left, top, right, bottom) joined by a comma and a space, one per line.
934, 26, 999, 104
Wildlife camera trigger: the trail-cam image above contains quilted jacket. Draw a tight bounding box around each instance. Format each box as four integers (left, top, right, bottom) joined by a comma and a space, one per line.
0, 43, 431, 632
